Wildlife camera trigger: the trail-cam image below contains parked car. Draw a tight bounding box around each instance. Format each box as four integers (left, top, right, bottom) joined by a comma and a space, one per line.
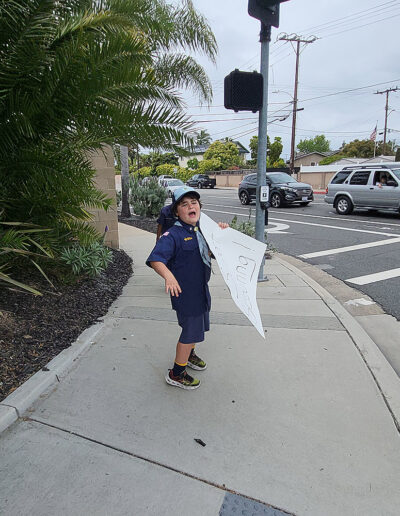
158, 174, 173, 185
238, 172, 313, 207
324, 164, 400, 215
162, 178, 185, 198
186, 174, 216, 189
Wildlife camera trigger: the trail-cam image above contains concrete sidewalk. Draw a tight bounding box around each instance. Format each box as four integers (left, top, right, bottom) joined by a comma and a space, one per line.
1, 223, 400, 516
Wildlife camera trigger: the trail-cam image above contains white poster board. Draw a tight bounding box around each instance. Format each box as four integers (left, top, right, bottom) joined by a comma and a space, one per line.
200, 213, 266, 339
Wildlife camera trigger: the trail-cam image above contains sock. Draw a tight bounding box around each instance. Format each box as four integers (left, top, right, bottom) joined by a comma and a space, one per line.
172, 362, 186, 377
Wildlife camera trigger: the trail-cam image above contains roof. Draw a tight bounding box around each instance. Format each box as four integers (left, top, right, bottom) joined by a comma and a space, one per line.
185, 140, 250, 156
294, 151, 330, 159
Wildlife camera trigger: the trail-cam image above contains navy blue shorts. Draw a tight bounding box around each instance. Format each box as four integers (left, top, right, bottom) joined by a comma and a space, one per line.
176, 311, 210, 344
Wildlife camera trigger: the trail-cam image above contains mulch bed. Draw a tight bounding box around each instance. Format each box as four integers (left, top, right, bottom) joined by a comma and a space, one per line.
118, 214, 158, 234
0, 249, 132, 402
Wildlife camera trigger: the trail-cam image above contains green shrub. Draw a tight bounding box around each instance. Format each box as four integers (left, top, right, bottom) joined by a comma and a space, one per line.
60, 242, 112, 278
198, 158, 222, 173
129, 177, 167, 218
176, 167, 193, 183
155, 163, 176, 176
230, 213, 255, 237
131, 166, 151, 178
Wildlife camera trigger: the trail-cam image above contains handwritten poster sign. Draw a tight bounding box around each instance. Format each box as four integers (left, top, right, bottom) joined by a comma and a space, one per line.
200, 213, 266, 338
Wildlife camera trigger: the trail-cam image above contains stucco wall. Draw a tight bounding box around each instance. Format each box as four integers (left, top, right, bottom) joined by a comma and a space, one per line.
87, 146, 119, 249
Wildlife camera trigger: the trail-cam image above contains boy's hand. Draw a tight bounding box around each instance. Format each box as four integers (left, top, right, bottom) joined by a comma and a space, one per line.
218, 222, 229, 229
165, 274, 182, 297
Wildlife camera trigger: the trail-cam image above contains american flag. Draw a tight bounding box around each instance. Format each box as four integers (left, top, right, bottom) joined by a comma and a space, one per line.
370, 125, 377, 141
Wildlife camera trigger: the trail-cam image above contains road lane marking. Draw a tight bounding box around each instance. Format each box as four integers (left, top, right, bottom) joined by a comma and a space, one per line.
298, 237, 400, 259
269, 209, 400, 228
203, 203, 400, 229
344, 298, 376, 306
346, 268, 400, 285
267, 222, 290, 234
268, 217, 400, 238
203, 208, 400, 237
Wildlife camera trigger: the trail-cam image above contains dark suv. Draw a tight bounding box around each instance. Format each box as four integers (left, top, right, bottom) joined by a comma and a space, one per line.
238, 172, 313, 208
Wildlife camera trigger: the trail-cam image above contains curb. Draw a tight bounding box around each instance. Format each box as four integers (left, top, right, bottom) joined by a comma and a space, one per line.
276, 255, 400, 433
0, 322, 105, 435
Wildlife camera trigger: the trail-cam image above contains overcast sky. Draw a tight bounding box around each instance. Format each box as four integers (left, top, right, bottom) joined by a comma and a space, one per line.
183, 0, 400, 160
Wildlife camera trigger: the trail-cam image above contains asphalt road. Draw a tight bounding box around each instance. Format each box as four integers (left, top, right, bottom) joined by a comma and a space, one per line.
196, 187, 400, 321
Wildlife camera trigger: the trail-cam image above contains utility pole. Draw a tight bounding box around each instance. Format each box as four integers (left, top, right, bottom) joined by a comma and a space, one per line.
375, 87, 399, 153
254, 21, 270, 280
277, 34, 316, 174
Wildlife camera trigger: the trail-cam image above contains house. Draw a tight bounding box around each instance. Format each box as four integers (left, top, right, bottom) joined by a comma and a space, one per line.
178, 140, 249, 168
290, 151, 331, 167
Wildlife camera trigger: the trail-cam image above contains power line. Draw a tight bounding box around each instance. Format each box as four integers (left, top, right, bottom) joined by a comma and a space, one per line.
298, 78, 400, 103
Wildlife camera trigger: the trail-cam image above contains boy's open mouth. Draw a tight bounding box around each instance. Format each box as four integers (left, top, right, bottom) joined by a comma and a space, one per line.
188, 209, 197, 216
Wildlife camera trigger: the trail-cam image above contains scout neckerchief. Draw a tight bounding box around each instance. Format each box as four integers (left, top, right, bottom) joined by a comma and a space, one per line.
175, 220, 211, 268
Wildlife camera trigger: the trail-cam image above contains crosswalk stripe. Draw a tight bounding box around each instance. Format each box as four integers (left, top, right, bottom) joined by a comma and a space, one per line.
346, 268, 400, 285
299, 237, 400, 259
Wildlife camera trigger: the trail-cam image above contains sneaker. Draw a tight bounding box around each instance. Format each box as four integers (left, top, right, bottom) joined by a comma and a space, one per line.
165, 370, 200, 390
187, 351, 207, 371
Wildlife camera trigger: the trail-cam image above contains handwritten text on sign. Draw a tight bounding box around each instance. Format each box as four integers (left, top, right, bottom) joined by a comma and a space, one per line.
200, 213, 266, 338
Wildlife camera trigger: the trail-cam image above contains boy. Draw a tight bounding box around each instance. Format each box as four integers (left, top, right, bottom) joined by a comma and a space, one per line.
146, 186, 228, 390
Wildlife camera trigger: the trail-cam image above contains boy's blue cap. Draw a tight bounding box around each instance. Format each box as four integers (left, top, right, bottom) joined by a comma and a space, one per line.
172, 186, 200, 210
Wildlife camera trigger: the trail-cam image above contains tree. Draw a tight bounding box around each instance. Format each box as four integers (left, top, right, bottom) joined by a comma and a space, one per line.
268, 137, 283, 167
187, 158, 199, 170
195, 130, 212, 146
0, 0, 217, 288
296, 135, 331, 154
117, 0, 217, 217
203, 141, 240, 169
340, 139, 374, 158
249, 136, 259, 160
395, 147, 400, 161
319, 154, 346, 165
248, 135, 284, 168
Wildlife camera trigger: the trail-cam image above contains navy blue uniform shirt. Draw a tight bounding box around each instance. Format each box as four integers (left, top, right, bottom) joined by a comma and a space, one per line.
146, 220, 211, 316
157, 205, 176, 234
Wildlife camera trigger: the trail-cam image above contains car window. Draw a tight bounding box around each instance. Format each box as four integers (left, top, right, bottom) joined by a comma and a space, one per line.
331, 170, 352, 184
390, 168, 400, 181
349, 170, 370, 185
247, 176, 257, 185
267, 173, 297, 184
168, 180, 183, 186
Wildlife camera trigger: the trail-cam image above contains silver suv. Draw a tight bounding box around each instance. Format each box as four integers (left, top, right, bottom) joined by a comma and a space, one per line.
324, 164, 400, 215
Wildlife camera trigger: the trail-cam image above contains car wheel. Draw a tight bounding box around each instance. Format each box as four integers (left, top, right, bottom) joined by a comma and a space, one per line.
239, 191, 250, 205
210, 185, 214, 189
300, 202, 310, 206
197, 182, 203, 189
335, 195, 353, 215
270, 192, 283, 208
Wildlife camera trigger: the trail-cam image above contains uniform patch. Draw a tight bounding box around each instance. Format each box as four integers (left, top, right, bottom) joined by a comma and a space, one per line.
184, 237, 193, 241
161, 231, 169, 237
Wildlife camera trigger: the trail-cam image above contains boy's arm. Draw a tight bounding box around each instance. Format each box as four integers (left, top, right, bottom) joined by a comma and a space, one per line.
149, 261, 182, 297
156, 224, 163, 241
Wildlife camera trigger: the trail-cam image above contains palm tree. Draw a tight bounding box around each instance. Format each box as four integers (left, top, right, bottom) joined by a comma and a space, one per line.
195, 130, 212, 146
0, 0, 217, 287
118, 0, 217, 217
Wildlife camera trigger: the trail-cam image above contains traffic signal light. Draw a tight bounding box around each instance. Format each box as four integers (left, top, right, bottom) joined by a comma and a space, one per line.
224, 70, 263, 113
248, 0, 289, 28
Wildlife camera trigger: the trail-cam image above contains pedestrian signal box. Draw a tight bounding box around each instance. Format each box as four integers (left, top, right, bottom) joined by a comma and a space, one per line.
224, 69, 263, 113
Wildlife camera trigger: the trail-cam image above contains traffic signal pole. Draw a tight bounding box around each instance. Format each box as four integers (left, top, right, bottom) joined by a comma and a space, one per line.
255, 22, 271, 281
